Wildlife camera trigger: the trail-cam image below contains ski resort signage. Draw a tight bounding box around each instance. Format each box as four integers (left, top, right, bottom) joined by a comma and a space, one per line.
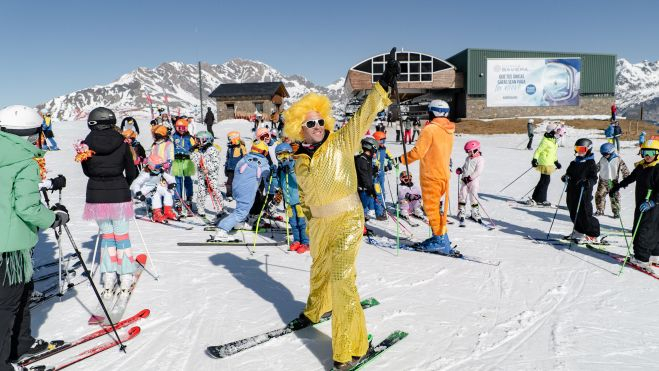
486, 58, 581, 107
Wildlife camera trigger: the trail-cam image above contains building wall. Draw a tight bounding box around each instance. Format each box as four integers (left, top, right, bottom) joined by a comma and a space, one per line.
465, 95, 614, 119
216, 99, 278, 121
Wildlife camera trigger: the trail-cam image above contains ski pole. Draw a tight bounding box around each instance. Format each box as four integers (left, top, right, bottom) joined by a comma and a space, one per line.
619, 189, 652, 274
568, 184, 586, 248
388, 47, 412, 192
394, 166, 400, 256
468, 187, 497, 228
546, 177, 569, 239
282, 173, 291, 247
60, 224, 127, 352
521, 185, 536, 200
132, 215, 160, 280
498, 167, 533, 194
90, 229, 100, 279
253, 172, 274, 253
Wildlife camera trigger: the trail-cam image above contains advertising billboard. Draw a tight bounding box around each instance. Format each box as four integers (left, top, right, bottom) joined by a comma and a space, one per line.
486, 58, 581, 107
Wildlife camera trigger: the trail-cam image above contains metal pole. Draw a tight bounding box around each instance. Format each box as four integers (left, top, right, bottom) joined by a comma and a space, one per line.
198, 61, 204, 125
568, 185, 586, 248
498, 167, 534, 194
546, 178, 569, 239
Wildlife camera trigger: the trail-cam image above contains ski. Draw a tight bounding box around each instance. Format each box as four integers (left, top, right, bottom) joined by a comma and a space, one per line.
177, 241, 283, 247
469, 216, 496, 231
206, 297, 380, 359
19, 309, 150, 366
27, 326, 141, 371
583, 245, 659, 280
33, 254, 75, 272
88, 254, 147, 325
509, 200, 558, 209
33, 261, 81, 283
332, 330, 408, 371
135, 216, 193, 230
203, 226, 288, 233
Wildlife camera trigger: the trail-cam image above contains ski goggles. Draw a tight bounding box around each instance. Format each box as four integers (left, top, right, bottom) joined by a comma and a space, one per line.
304, 119, 325, 129
276, 152, 293, 160
641, 149, 659, 157
574, 145, 590, 155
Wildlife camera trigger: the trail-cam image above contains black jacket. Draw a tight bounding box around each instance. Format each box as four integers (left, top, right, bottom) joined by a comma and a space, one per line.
565, 157, 599, 237
618, 161, 659, 258
354, 153, 375, 192
82, 128, 138, 203
204, 110, 215, 125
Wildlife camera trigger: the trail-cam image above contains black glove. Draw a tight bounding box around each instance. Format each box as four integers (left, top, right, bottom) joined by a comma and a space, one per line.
368, 186, 377, 198
531, 159, 538, 167
609, 185, 620, 196
174, 153, 190, 160
50, 175, 66, 191
168, 183, 177, 190
135, 192, 146, 202
554, 161, 562, 170
411, 194, 421, 201
578, 179, 590, 188
385, 163, 393, 172
378, 48, 401, 91
560, 175, 568, 183
462, 176, 472, 184
50, 204, 69, 228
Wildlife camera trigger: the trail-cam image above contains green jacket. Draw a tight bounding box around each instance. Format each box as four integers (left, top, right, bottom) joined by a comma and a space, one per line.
0, 131, 55, 284
533, 136, 558, 166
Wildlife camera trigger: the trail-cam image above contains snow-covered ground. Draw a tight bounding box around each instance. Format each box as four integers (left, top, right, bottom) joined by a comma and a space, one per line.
29, 118, 659, 371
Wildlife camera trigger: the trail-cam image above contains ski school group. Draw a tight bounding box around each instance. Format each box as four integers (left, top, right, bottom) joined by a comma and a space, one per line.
1, 46, 659, 370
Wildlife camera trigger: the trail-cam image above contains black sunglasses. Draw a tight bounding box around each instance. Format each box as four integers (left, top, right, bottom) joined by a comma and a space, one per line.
305, 119, 325, 128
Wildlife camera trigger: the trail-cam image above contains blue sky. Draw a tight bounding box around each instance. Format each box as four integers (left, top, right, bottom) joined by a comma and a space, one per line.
1, 0, 657, 107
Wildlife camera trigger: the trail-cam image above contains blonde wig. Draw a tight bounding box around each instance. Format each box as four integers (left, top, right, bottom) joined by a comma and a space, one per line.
283, 93, 335, 142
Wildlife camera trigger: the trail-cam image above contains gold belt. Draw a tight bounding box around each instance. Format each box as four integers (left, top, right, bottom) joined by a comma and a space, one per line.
309, 193, 360, 219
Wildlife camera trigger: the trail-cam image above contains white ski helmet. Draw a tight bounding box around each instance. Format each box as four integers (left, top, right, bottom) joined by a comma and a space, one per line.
0, 105, 43, 136
428, 100, 449, 118
528, 119, 534, 124
545, 122, 558, 133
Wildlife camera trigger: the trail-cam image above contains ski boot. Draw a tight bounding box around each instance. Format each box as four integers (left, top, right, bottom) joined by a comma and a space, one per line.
524, 198, 537, 206
583, 235, 604, 244
563, 231, 583, 241
375, 214, 387, 221
296, 244, 309, 254
650, 256, 659, 266
470, 204, 482, 223
163, 206, 178, 221
152, 208, 167, 223
416, 234, 456, 255
457, 204, 466, 224
412, 207, 428, 222
289, 241, 301, 252
286, 312, 314, 331
209, 228, 237, 242
184, 200, 194, 217
29, 290, 44, 304
630, 256, 655, 274
116, 273, 134, 305
366, 210, 376, 220
100, 273, 116, 300
16, 339, 65, 363
595, 210, 604, 216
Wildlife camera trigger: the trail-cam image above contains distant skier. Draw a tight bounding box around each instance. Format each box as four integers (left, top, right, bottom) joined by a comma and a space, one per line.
527, 123, 561, 206
640, 131, 647, 147
373, 131, 394, 217
595, 143, 630, 218
211, 141, 270, 241
172, 119, 196, 215
131, 153, 178, 223
204, 107, 215, 136
190, 131, 223, 218
456, 140, 485, 224
224, 131, 246, 201
355, 137, 380, 220
40, 112, 59, 151
526, 119, 535, 150
76, 107, 138, 302
611, 103, 617, 121
120, 116, 140, 135
562, 138, 601, 242
610, 138, 659, 272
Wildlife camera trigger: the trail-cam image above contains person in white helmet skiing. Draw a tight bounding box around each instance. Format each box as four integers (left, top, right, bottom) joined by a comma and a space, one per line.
527, 123, 562, 206
456, 139, 485, 224
0, 105, 69, 370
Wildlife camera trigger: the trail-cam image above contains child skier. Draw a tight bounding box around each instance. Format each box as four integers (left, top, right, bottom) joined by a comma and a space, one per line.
131, 153, 178, 223
595, 142, 630, 217
122, 129, 146, 170
397, 171, 427, 223
373, 131, 394, 214
172, 119, 196, 215
224, 131, 246, 201
211, 141, 271, 241
355, 137, 379, 220
40, 112, 59, 150
528, 123, 562, 206
610, 138, 659, 272
190, 131, 223, 219
274, 143, 309, 253
150, 124, 174, 167
562, 138, 601, 242
456, 140, 485, 224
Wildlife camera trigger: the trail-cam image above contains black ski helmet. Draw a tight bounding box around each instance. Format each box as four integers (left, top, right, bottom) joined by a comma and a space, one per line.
87, 107, 116, 130
574, 138, 593, 156
361, 137, 378, 153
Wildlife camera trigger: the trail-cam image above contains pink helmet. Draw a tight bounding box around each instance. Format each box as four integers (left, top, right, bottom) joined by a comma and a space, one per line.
146, 153, 165, 172
464, 140, 480, 152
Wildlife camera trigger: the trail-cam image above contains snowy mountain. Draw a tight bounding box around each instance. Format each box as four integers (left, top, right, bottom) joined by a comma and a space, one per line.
616, 58, 659, 120
37, 59, 346, 121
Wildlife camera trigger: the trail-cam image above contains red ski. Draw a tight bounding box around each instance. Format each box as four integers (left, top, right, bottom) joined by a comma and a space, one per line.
27, 326, 141, 371
20, 309, 150, 366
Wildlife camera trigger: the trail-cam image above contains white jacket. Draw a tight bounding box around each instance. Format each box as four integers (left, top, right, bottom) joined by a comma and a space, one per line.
598, 156, 626, 181
460, 155, 484, 179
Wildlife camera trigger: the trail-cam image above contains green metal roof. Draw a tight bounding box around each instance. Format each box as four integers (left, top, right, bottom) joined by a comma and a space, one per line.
446, 48, 616, 96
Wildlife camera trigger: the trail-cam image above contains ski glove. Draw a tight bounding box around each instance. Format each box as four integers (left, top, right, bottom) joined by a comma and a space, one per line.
609, 185, 620, 196
168, 183, 177, 190
49, 175, 67, 191
50, 204, 70, 228
462, 176, 472, 184
135, 192, 146, 202
554, 161, 562, 170
640, 200, 656, 213
378, 48, 401, 91
531, 159, 538, 167
455, 168, 463, 175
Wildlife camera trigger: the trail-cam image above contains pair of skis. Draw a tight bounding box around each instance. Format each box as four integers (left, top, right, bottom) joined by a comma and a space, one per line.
20, 309, 149, 370
205, 297, 406, 370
